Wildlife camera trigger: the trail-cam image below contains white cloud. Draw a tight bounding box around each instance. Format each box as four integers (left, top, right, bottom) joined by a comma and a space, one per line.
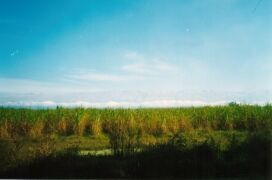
67, 51, 178, 82
1, 99, 230, 108
3, 99, 271, 108
69, 72, 125, 81
68, 71, 144, 82
153, 59, 178, 72
0, 77, 101, 93
122, 60, 177, 75
122, 51, 178, 76
122, 63, 155, 75
123, 51, 144, 61
1, 87, 271, 107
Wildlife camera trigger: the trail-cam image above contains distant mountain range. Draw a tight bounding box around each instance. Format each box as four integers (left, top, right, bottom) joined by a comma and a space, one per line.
0, 90, 271, 107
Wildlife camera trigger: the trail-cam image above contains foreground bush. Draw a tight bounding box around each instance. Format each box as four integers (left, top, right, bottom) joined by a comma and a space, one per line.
1, 131, 270, 178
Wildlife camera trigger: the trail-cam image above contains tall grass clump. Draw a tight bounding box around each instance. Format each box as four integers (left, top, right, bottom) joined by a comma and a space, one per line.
89, 117, 102, 136
0, 120, 11, 138
106, 113, 142, 156
76, 112, 90, 136
29, 119, 45, 138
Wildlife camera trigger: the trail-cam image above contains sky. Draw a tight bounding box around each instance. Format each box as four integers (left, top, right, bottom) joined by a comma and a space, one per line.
0, 0, 271, 107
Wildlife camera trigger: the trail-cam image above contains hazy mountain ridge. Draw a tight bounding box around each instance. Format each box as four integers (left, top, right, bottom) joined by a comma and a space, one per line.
1, 90, 271, 107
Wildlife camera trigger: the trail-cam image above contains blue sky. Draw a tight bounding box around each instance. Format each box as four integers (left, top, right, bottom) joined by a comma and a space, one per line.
0, 0, 271, 107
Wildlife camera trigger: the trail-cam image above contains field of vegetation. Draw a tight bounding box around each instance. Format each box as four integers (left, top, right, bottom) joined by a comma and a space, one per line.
0, 103, 271, 178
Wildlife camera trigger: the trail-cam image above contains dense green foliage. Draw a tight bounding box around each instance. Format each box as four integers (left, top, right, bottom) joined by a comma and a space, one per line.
1, 104, 271, 139
0, 104, 271, 178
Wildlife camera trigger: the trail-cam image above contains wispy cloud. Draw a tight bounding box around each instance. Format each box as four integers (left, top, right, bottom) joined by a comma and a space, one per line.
69, 72, 126, 81
122, 63, 154, 75
122, 51, 178, 75
68, 71, 144, 82
121, 61, 177, 75
68, 51, 178, 82
0, 77, 101, 93
10, 49, 19, 57
123, 51, 145, 61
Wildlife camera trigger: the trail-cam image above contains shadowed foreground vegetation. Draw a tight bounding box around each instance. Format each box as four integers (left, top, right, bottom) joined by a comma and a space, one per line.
0, 104, 271, 178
